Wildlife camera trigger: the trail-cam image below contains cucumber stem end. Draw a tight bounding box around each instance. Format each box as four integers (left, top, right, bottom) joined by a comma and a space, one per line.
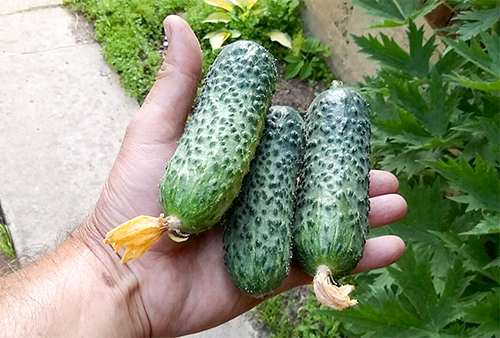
313, 265, 357, 310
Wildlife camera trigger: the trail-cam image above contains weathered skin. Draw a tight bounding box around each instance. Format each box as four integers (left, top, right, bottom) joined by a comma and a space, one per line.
224, 106, 304, 296
160, 41, 277, 234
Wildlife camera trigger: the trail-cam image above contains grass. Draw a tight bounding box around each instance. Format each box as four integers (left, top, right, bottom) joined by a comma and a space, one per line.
254, 286, 345, 338
64, 0, 192, 103
64, 0, 333, 103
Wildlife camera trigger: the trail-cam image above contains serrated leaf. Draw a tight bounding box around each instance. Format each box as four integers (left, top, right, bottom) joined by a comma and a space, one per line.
384, 69, 458, 137
204, 0, 233, 12
452, 8, 500, 40
202, 11, 232, 23
478, 116, 500, 159
427, 155, 500, 212
434, 257, 475, 327
462, 291, 500, 337
442, 32, 500, 77
460, 213, 500, 235
353, 22, 436, 79
379, 148, 440, 176
449, 73, 500, 92
207, 30, 231, 50
432, 230, 498, 281
353, 0, 439, 28
268, 30, 292, 48
483, 257, 500, 270
332, 245, 476, 336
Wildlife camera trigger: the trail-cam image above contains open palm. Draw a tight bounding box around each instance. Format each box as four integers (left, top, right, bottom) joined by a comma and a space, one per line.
84, 16, 407, 337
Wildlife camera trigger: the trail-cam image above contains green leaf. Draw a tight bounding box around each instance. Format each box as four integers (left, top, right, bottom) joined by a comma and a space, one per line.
452, 8, 500, 40
460, 213, 500, 235
331, 245, 476, 336
478, 116, 500, 159
449, 73, 500, 92
428, 155, 500, 212
283, 54, 302, 63
431, 231, 498, 281
299, 61, 312, 80
284, 60, 304, 79
442, 32, 500, 77
385, 69, 458, 137
202, 11, 232, 23
352, 0, 439, 28
378, 149, 440, 177
462, 291, 500, 337
0, 222, 15, 259
352, 22, 436, 78
301, 37, 320, 53
385, 179, 453, 243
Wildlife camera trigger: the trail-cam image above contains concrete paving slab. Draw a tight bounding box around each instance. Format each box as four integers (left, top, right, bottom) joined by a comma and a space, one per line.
0, 43, 138, 254
186, 314, 256, 338
0, 0, 62, 16
0, 6, 90, 56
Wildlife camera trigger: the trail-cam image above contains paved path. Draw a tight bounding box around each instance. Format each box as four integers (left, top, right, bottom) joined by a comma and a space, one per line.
0, 1, 257, 337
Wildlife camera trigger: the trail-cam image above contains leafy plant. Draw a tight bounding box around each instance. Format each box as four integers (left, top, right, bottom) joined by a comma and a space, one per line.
64, 0, 193, 102
201, 0, 292, 50
319, 0, 500, 336
283, 31, 333, 82
0, 222, 15, 259
65, 0, 334, 101
351, 0, 440, 28
257, 0, 499, 336
255, 287, 344, 338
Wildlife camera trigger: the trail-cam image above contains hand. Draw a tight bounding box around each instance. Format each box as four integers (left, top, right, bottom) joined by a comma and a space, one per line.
81, 16, 407, 337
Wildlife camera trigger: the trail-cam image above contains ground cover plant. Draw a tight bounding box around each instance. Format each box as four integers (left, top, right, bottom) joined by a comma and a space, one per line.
257, 0, 499, 336
63, 0, 333, 103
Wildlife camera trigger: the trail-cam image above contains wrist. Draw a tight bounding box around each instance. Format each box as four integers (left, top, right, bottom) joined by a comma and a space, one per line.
74, 219, 151, 337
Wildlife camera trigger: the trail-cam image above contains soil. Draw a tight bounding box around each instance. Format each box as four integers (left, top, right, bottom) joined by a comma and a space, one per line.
272, 75, 327, 115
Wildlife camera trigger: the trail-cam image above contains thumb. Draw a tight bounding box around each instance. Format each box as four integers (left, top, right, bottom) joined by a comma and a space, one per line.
127, 15, 202, 148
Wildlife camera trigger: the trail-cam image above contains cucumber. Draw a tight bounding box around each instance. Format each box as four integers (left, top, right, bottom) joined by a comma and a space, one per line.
223, 106, 304, 296
104, 41, 277, 262
160, 40, 277, 235
292, 84, 371, 310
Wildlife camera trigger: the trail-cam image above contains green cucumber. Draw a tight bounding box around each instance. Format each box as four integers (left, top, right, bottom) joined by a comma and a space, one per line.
292, 84, 371, 309
105, 41, 277, 262
160, 40, 277, 235
224, 106, 304, 296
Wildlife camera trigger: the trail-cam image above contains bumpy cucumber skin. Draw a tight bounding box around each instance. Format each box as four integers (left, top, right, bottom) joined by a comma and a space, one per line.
160, 41, 277, 234
292, 87, 371, 278
224, 106, 304, 296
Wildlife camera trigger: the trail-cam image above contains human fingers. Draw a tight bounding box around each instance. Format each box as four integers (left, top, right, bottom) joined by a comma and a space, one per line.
369, 194, 407, 228
282, 234, 406, 291
126, 15, 202, 149
352, 235, 405, 273
369, 170, 399, 197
